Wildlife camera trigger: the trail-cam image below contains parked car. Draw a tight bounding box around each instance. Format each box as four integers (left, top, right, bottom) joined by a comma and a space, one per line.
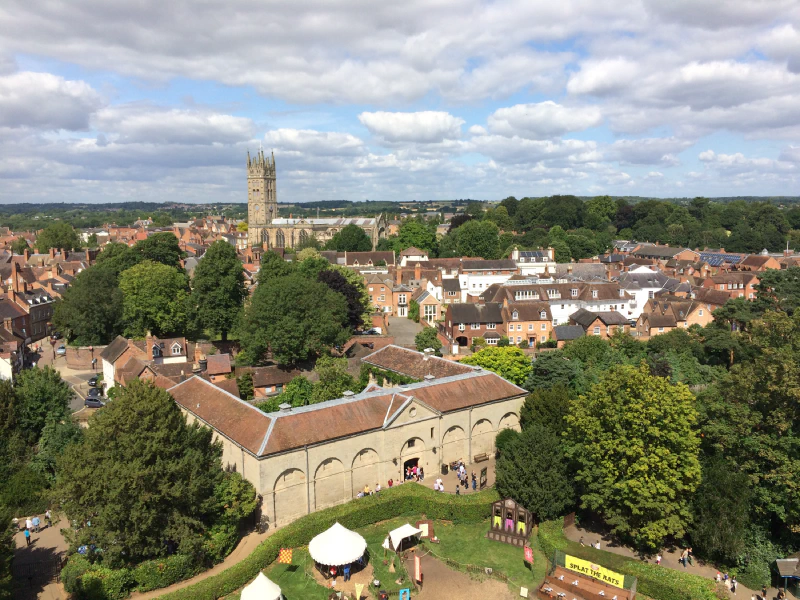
87, 387, 103, 399
84, 397, 105, 409
56, 345, 67, 356
87, 375, 98, 387
51, 331, 63, 340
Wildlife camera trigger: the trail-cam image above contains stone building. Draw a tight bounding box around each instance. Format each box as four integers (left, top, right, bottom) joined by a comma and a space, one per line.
245, 150, 387, 250
168, 346, 525, 528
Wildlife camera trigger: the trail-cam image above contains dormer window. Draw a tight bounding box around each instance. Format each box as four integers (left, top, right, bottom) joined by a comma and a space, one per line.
540, 311, 547, 319
592, 290, 598, 298
571, 288, 578, 297
171, 342, 182, 355
152, 345, 161, 358
512, 310, 519, 321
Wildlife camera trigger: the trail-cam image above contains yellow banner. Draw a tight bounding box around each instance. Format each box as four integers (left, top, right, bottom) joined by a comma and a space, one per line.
564, 554, 625, 589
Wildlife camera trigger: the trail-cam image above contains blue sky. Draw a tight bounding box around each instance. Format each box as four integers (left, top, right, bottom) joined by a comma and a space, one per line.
2, 0, 800, 203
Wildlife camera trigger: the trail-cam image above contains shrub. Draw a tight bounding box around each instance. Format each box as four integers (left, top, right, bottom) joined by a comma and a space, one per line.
159, 484, 498, 600
62, 555, 93, 594
133, 555, 199, 592
494, 428, 519, 455
0, 464, 49, 516
78, 566, 134, 600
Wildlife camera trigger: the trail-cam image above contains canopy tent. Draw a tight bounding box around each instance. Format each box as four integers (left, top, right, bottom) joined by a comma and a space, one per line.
382, 523, 423, 552
241, 573, 282, 600
308, 522, 367, 567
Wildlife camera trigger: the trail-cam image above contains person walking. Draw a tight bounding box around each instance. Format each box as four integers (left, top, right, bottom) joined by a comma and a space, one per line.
471, 472, 477, 490
687, 547, 694, 566
25, 517, 32, 532
656, 554, 662, 565
45, 509, 52, 528
762, 586, 768, 599
731, 577, 737, 594
680, 548, 689, 568
24, 528, 30, 546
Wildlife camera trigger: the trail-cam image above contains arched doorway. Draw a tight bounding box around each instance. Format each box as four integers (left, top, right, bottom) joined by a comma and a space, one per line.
273, 468, 306, 526
471, 418, 495, 457
441, 425, 467, 465
455, 336, 468, 347
314, 458, 346, 510
351, 448, 380, 496
400, 437, 425, 479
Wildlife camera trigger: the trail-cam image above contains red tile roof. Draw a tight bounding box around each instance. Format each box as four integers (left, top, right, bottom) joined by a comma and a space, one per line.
363, 345, 474, 380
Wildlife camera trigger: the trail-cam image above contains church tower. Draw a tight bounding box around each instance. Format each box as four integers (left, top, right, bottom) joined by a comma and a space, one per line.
246, 149, 277, 247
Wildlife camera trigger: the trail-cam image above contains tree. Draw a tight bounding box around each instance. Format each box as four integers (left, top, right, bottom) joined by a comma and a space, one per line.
239, 274, 350, 365
53, 380, 226, 566
310, 356, 359, 404
31, 419, 83, 483
86, 233, 99, 248
754, 266, 800, 316
325, 224, 372, 252
119, 261, 190, 337
317, 268, 367, 331
499, 196, 519, 217
10, 237, 29, 255
237, 221, 248, 232
461, 346, 532, 386
496, 424, 575, 520
414, 327, 443, 355
296, 247, 320, 262
53, 266, 123, 345
36, 223, 81, 252
256, 250, 293, 285
519, 385, 571, 434
688, 456, 752, 564
525, 352, 587, 393
486, 205, 514, 230
14, 367, 73, 445
395, 220, 437, 254
236, 372, 254, 402
565, 364, 701, 550
449, 220, 501, 259
408, 299, 420, 322
448, 214, 473, 233
0, 504, 13, 600
133, 232, 184, 268
95, 242, 142, 276
191, 241, 246, 341
277, 376, 314, 407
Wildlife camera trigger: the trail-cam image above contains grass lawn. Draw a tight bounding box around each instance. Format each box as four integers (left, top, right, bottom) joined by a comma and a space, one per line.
429, 520, 547, 593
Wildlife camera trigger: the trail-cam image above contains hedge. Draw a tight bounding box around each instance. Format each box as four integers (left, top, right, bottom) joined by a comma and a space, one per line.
539, 518, 718, 600
157, 484, 499, 600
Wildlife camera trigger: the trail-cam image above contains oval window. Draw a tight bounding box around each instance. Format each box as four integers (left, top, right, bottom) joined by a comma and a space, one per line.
409, 408, 417, 418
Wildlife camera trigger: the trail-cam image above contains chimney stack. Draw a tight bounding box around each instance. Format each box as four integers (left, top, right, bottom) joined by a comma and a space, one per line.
414, 262, 421, 281
49, 247, 56, 259
279, 403, 292, 413
23, 249, 29, 261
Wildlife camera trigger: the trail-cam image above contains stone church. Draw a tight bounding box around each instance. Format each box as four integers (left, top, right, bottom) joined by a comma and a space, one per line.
246, 150, 388, 250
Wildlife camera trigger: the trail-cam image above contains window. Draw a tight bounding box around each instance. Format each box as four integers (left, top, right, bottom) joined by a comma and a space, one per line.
749, 293, 754, 299
571, 288, 578, 297
593, 326, 601, 335
470, 323, 480, 330
528, 324, 533, 331
648, 290, 655, 299
409, 407, 417, 417
541, 335, 547, 342
424, 305, 436, 320
592, 290, 598, 298
152, 344, 161, 358
698, 309, 704, 316
398, 294, 407, 304
380, 287, 385, 291
458, 323, 465, 331
171, 342, 182, 355
486, 337, 498, 345
658, 327, 665, 333
431, 427, 435, 439
512, 310, 519, 320
516, 336, 521, 343
540, 311, 547, 319
541, 323, 547, 330
369, 287, 373, 291
487, 323, 496, 329
379, 295, 385, 302
408, 439, 415, 448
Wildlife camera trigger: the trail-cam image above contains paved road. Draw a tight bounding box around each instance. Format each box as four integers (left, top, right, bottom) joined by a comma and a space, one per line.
388, 316, 424, 347
31, 343, 99, 412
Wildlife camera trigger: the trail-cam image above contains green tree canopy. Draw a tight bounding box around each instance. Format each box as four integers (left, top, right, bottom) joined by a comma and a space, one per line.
0, 505, 14, 600
36, 223, 81, 252
53, 266, 123, 345
14, 367, 73, 445
310, 355, 359, 404
395, 220, 437, 254
461, 346, 532, 386
565, 364, 701, 550
239, 274, 350, 365
191, 240, 246, 341
519, 385, 571, 434
10, 236, 29, 255
414, 327, 443, 355
447, 219, 501, 259
256, 250, 293, 285
133, 232, 185, 268
325, 224, 372, 252
317, 268, 368, 331
95, 242, 142, 276
54, 380, 228, 566
119, 260, 190, 337
496, 424, 575, 521
275, 376, 314, 408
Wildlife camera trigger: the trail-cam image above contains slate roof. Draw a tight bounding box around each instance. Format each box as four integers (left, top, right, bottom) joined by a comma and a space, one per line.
570, 308, 629, 327
501, 302, 551, 322
363, 345, 474, 380
448, 302, 504, 323
442, 278, 461, 293
553, 325, 584, 341
100, 336, 130, 363
461, 259, 517, 271
632, 244, 692, 259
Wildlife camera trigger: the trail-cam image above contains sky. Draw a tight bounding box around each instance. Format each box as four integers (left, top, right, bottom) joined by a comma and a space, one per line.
2, 1, 800, 204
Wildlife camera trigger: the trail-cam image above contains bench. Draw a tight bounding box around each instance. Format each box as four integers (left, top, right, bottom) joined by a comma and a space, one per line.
473, 453, 490, 463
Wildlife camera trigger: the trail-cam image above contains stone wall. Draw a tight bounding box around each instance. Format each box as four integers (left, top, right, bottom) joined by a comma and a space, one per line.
65, 346, 105, 371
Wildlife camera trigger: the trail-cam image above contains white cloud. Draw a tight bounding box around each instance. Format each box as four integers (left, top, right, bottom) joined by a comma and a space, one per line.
487, 101, 602, 139
93, 106, 255, 145
263, 129, 365, 157
0, 71, 102, 130
358, 111, 464, 143
609, 137, 694, 165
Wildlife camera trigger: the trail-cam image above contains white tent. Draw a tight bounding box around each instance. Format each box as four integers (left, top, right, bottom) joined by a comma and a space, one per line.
383, 523, 423, 551
241, 572, 282, 600
308, 522, 367, 566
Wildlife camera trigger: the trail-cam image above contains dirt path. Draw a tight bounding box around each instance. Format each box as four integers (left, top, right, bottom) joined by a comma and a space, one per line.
401, 550, 517, 600
130, 528, 274, 599
564, 524, 795, 600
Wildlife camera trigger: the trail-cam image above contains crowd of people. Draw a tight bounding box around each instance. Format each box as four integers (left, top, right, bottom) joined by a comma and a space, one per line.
19, 510, 52, 546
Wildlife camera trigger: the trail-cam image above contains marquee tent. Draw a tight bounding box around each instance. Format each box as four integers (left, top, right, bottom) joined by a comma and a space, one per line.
308, 522, 367, 567
383, 523, 423, 552
241, 573, 282, 600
